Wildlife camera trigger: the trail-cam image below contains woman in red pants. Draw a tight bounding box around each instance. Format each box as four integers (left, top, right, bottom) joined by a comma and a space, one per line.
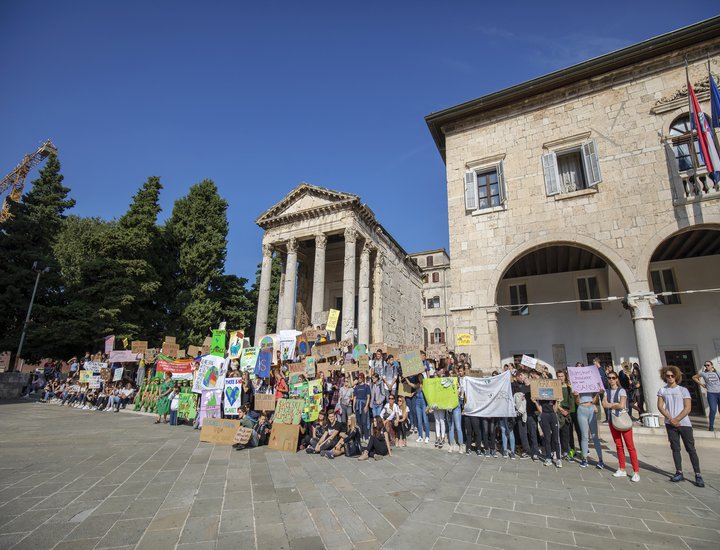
602, 372, 640, 482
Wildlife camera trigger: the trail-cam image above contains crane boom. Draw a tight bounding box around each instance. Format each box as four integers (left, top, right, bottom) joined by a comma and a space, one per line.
0, 140, 58, 223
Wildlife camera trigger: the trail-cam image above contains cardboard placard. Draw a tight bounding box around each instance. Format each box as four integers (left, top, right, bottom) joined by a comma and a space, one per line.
567, 366, 604, 393
234, 426, 253, 445
530, 379, 563, 400
288, 362, 306, 374
254, 393, 276, 412
273, 398, 302, 424
144, 348, 157, 362
305, 356, 316, 378
164, 336, 177, 344
79, 370, 93, 383
268, 423, 300, 452
200, 418, 241, 445
398, 382, 414, 397
187, 345, 202, 358
521, 354, 538, 370
401, 351, 424, 377
131, 341, 148, 354
100, 368, 111, 382
162, 343, 180, 359
295, 335, 310, 357
326, 309, 340, 332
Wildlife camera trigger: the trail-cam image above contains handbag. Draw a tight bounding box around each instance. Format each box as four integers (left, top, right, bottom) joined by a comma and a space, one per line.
611, 389, 633, 432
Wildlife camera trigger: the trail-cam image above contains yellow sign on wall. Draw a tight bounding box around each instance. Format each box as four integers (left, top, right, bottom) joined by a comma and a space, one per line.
456, 333, 472, 346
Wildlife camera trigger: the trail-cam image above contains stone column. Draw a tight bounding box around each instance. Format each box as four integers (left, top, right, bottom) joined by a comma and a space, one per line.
341, 227, 357, 341
311, 233, 327, 324
371, 251, 385, 344
254, 244, 274, 343
358, 241, 373, 345
276, 254, 286, 332
280, 238, 299, 331
627, 291, 663, 415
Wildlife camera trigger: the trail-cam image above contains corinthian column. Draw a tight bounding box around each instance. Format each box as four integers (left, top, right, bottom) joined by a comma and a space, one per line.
341, 227, 357, 341
254, 244, 274, 343
358, 241, 372, 345
280, 238, 299, 330
311, 234, 327, 324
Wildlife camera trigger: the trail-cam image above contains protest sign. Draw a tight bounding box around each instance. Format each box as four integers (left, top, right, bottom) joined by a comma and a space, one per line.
254, 350, 272, 379
192, 355, 227, 393
144, 348, 157, 362
109, 350, 141, 363
178, 393, 197, 420
273, 398, 302, 424
401, 351, 424, 377
352, 344, 368, 360
227, 330, 245, 360
385, 346, 401, 359
303, 327, 327, 342
305, 356, 316, 378
89, 376, 101, 389
79, 370, 93, 383
200, 418, 241, 445
234, 426, 253, 445
268, 423, 300, 452
279, 340, 296, 362
157, 357, 194, 378
288, 362, 305, 374
530, 378, 563, 400
296, 335, 310, 357
198, 389, 222, 426
187, 345, 202, 358
165, 336, 177, 344
568, 366, 604, 393
456, 333, 471, 346
326, 309, 340, 332
113, 367, 124, 382
210, 329, 226, 357
223, 378, 242, 415
100, 368, 111, 382
258, 334, 276, 358
131, 341, 148, 355
398, 382, 414, 397
422, 377, 459, 409
104, 335, 115, 354
240, 347, 259, 371
254, 393, 276, 412
161, 343, 180, 359
520, 354, 538, 370
426, 344, 449, 361
85, 361, 107, 373
463, 371, 515, 417
313, 342, 341, 362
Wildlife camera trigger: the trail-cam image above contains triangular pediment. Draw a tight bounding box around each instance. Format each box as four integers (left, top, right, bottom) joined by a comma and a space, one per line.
256, 183, 359, 227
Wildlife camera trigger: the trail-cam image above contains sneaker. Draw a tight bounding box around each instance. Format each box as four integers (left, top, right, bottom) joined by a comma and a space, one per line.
613, 469, 627, 478
438, 440, 443, 449
416, 437, 423, 443
502, 451, 509, 459
531, 454, 539, 462
466, 449, 471, 455
695, 474, 705, 488
544, 459, 552, 467
447, 445, 454, 454
491, 451, 497, 458
519, 453, 530, 460
510, 452, 516, 460
434, 439, 439, 448
424, 437, 429, 444
327, 452, 335, 460
554, 460, 562, 469
596, 461, 605, 470
670, 472, 684, 482
476, 450, 482, 456
358, 453, 369, 461
374, 455, 383, 461
579, 460, 588, 468
631, 473, 640, 483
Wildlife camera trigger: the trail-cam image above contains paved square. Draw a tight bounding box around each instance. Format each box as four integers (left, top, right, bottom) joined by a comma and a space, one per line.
0, 402, 718, 549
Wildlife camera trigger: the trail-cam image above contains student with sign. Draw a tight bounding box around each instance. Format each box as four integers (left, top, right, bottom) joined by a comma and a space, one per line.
533, 378, 562, 469
572, 364, 605, 469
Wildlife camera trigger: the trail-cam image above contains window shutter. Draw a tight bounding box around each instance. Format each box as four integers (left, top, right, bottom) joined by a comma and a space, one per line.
497, 161, 507, 203
464, 170, 478, 210
541, 152, 560, 196
582, 139, 602, 186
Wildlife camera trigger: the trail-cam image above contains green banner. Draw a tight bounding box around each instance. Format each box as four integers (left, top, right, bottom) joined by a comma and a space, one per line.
422, 377, 459, 410
178, 393, 197, 420
211, 329, 226, 357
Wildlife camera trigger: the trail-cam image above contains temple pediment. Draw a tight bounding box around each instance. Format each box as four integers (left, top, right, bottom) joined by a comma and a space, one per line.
256, 182, 359, 227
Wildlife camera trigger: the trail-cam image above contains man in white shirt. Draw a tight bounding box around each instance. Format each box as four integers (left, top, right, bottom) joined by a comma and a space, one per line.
657, 365, 704, 487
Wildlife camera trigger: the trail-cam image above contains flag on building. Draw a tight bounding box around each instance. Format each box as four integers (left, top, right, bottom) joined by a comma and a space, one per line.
709, 73, 720, 129
688, 77, 720, 182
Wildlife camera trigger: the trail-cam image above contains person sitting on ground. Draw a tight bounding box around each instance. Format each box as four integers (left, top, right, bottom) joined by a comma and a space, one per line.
313, 410, 346, 454
304, 411, 328, 453
381, 395, 400, 445
358, 416, 392, 461
120, 383, 134, 408
324, 414, 362, 458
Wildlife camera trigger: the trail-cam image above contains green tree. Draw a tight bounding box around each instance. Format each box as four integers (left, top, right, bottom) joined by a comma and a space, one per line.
0, 154, 75, 362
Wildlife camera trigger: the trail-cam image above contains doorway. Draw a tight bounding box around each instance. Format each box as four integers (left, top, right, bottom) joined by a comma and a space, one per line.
664, 350, 703, 415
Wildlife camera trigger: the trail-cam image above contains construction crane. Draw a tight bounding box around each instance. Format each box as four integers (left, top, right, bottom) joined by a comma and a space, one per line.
0, 140, 58, 223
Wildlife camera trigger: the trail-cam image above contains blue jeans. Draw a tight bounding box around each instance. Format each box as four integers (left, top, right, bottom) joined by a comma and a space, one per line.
408, 395, 417, 429
371, 404, 384, 421
355, 399, 370, 439
500, 417, 515, 454
448, 405, 464, 446
577, 405, 603, 461
169, 410, 178, 426
707, 392, 719, 430
415, 392, 429, 439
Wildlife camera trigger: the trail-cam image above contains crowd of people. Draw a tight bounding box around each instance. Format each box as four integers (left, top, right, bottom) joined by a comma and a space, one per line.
22, 345, 718, 489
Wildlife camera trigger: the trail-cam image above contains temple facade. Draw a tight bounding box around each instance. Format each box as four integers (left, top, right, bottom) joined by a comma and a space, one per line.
254, 183, 423, 347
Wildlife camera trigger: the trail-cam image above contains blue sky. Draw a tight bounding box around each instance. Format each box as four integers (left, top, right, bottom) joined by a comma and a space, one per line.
1, 2, 718, 282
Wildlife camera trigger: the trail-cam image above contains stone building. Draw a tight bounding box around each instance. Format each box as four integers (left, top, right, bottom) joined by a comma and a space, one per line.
408, 249, 454, 349
425, 17, 720, 415
254, 183, 423, 347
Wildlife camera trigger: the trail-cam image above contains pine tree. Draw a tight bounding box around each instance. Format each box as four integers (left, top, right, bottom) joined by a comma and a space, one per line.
0, 154, 75, 362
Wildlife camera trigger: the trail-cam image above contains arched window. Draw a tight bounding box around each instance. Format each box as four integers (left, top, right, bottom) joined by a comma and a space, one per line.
670, 114, 705, 171
432, 272, 439, 283
431, 328, 445, 345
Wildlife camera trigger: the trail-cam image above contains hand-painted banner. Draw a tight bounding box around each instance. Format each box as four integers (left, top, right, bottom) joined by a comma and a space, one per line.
227, 330, 245, 360
352, 344, 368, 360
422, 377, 459, 410
254, 350, 272, 379
89, 376, 101, 389
113, 367, 124, 382
131, 340, 148, 354
463, 371, 515, 417
240, 347, 259, 371
223, 378, 242, 415
290, 380, 323, 422
568, 366, 604, 393
85, 361, 107, 373
79, 370, 93, 383
401, 351, 424, 377
157, 357, 194, 376
109, 350, 141, 363
305, 356, 316, 378
198, 389, 222, 426
258, 334, 276, 359
274, 398, 303, 424
211, 329, 226, 357
192, 355, 227, 394
178, 393, 197, 419
296, 335, 310, 357
326, 309, 340, 332
279, 340, 296, 362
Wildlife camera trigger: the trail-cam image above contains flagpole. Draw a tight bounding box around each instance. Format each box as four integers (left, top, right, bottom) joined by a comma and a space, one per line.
707, 53, 720, 152
685, 58, 701, 175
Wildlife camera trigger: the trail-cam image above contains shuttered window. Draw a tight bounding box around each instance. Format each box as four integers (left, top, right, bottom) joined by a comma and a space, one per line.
464, 161, 507, 213
542, 139, 601, 196
509, 284, 529, 316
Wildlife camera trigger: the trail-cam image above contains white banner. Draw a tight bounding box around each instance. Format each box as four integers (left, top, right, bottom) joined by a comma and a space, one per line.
223, 378, 242, 415
192, 355, 227, 394
462, 371, 515, 418
85, 361, 107, 373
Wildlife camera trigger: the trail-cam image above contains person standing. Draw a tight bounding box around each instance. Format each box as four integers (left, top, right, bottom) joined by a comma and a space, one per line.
405, 370, 429, 443
353, 373, 371, 439
557, 370, 575, 460
692, 361, 720, 431
601, 371, 640, 481
573, 364, 604, 469
658, 365, 704, 487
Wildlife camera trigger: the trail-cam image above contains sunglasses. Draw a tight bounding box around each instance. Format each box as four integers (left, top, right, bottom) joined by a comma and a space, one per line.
607, 376, 618, 380
704, 364, 712, 367
665, 373, 675, 378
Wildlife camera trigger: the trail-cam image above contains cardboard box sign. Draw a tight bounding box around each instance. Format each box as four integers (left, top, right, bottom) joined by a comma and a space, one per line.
530, 379, 563, 400
400, 351, 424, 377
187, 345, 202, 358
288, 362, 306, 374
254, 393, 276, 412
131, 341, 148, 354
164, 336, 177, 345
234, 426, 253, 445
162, 343, 180, 358
268, 423, 300, 452
199, 418, 241, 445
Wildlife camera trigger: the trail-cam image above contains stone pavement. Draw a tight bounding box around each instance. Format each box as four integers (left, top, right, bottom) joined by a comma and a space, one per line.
0, 401, 718, 550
